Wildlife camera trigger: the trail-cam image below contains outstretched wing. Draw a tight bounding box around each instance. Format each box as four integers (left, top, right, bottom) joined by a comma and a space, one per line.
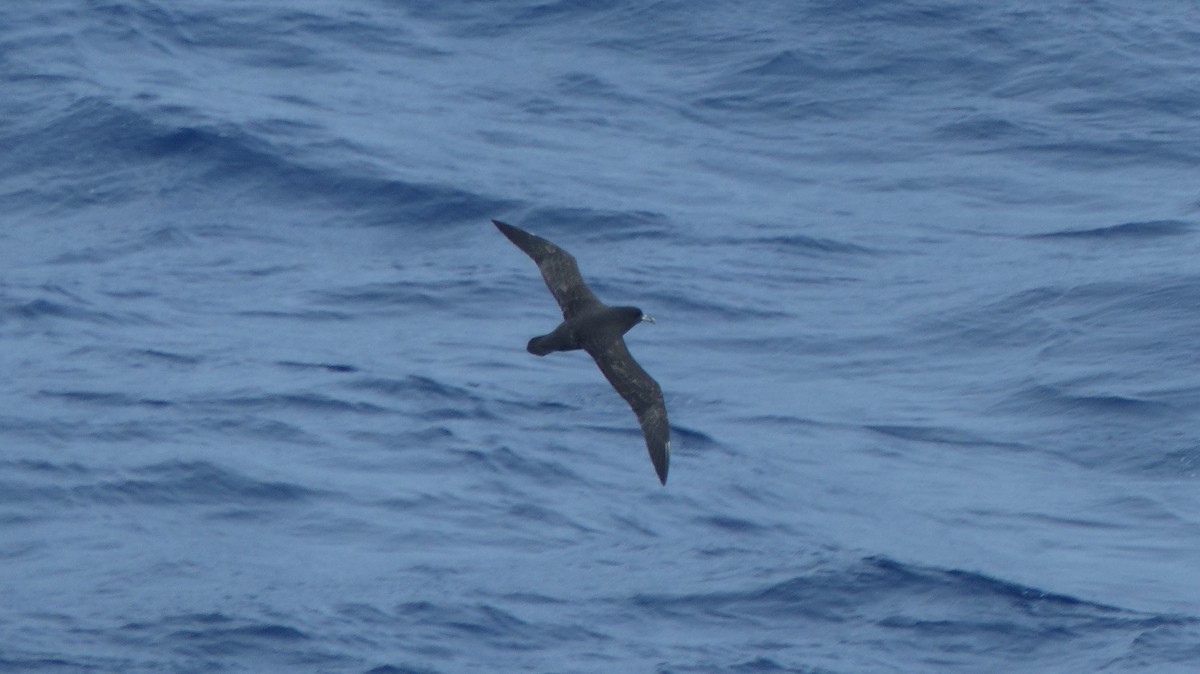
584, 335, 670, 485
493, 220, 602, 319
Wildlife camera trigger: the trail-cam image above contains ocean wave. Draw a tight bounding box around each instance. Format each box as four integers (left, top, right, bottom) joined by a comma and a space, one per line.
0, 460, 317, 507
1026, 219, 1193, 240
4, 1, 1200, 670
630, 556, 1193, 668
8, 95, 513, 226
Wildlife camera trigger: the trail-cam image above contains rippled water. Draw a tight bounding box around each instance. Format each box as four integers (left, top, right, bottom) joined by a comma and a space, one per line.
3, 2, 1200, 672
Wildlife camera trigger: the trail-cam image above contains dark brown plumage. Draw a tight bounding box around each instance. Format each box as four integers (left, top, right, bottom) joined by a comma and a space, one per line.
493, 219, 671, 485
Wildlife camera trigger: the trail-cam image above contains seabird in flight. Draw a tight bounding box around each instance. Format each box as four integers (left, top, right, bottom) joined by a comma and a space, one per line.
493, 219, 671, 485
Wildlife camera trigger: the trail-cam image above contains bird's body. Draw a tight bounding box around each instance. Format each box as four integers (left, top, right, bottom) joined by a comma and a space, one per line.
493, 219, 671, 484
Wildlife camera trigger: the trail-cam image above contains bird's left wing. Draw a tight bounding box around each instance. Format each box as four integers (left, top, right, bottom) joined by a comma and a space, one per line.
584, 335, 670, 484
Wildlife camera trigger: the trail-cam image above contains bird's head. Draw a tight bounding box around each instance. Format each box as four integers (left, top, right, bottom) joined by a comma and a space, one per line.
615, 306, 655, 333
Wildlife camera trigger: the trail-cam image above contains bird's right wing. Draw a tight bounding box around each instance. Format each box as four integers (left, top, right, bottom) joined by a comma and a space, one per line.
493, 220, 601, 319
584, 335, 670, 485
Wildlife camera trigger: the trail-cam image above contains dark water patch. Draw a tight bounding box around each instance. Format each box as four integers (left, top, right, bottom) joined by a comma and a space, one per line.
99, 6, 347, 73
517, 206, 672, 239
332, 176, 517, 228
739, 49, 830, 80
581, 423, 649, 445
172, 623, 308, 642
136, 348, 203, 366
696, 515, 767, 534
377, 491, 469, 517
869, 556, 1119, 613
48, 225, 195, 265
742, 234, 875, 256
671, 424, 718, 449
632, 555, 1135, 624
497, 397, 576, 414
121, 612, 234, 631
0, 414, 157, 446
626, 556, 1196, 665
1071, 277, 1200, 333
732, 42, 989, 92
235, 309, 354, 321
1010, 138, 1200, 170
495, 592, 569, 607
738, 414, 824, 431
311, 281, 456, 311
2, 459, 92, 475
396, 601, 530, 639
97, 288, 158, 301
800, 1, 978, 27
244, 114, 325, 140
0, 461, 316, 507
918, 284, 1099, 350
8, 298, 119, 324
2, 285, 151, 327
507, 502, 591, 533
700, 334, 851, 357
82, 421, 172, 444
511, 0, 622, 25
165, 4, 449, 62
0, 540, 44, 559
198, 416, 320, 445
729, 657, 811, 673
39, 390, 175, 409
934, 114, 1038, 144
421, 407, 476, 421
1107, 621, 1200, 671
865, 424, 1018, 449
350, 425, 456, 451
151, 617, 321, 661
351, 375, 481, 403
555, 72, 640, 104
608, 512, 659, 537
337, 602, 394, 624
1008, 384, 1174, 418
348, 375, 493, 423
387, 600, 603, 653
80, 461, 316, 506
929, 276, 1200, 369
453, 446, 583, 485
0, 656, 94, 673
1133, 445, 1200, 478
1027, 219, 1192, 240
365, 665, 443, 674
690, 90, 847, 123
232, 263, 303, 279
206, 508, 276, 523
1015, 512, 1127, 531
277, 360, 359, 373
203, 392, 388, 415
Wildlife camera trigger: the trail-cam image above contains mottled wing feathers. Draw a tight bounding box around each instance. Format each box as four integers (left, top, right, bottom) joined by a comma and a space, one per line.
584, 336, 671, 485
493, 220, 601, 319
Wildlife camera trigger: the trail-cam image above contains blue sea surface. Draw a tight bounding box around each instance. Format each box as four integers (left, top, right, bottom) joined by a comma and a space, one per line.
3, 2, 1200, 672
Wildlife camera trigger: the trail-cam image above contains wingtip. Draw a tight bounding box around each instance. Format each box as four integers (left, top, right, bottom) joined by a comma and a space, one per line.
653, 441, 670, 485
492, 219, 523, 242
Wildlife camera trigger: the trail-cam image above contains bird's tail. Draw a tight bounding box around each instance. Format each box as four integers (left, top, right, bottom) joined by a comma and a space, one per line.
526, 335, 554, 356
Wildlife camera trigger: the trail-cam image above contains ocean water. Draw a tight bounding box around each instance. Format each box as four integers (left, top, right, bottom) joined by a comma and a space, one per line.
3, 1, 1200, 672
